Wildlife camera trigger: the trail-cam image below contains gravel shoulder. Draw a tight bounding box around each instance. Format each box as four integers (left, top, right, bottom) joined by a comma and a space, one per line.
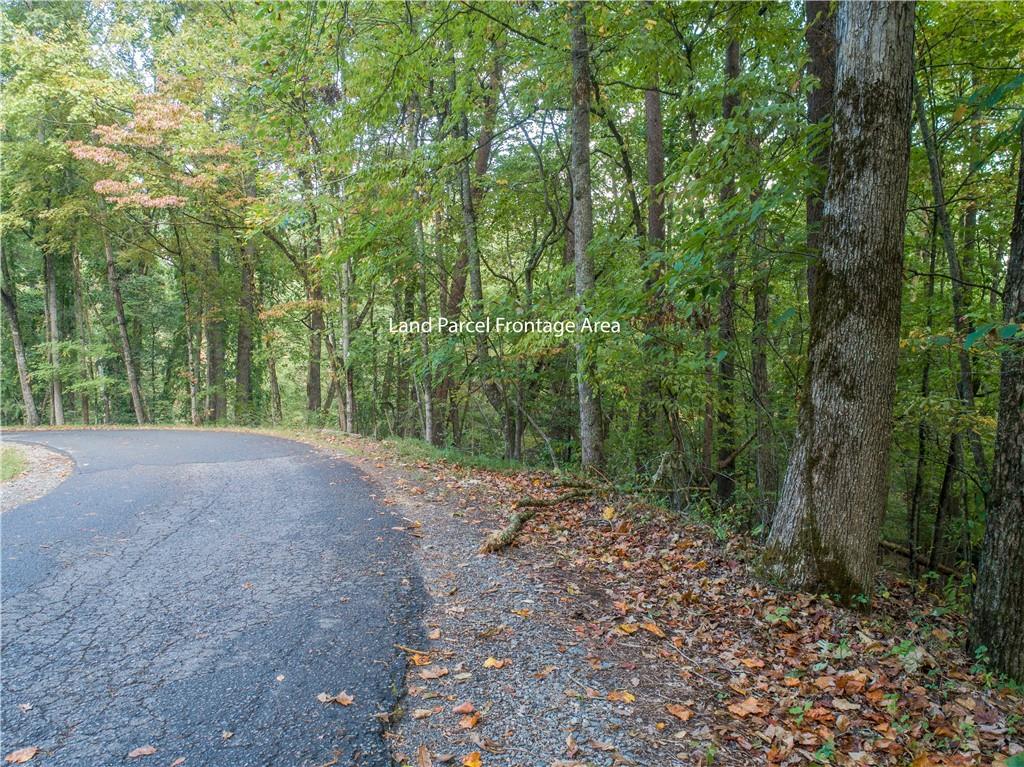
301, 432, 682, 767
1, 439, 74, 513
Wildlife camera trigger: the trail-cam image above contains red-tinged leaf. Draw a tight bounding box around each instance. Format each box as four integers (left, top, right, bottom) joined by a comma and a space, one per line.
458, 712, 480, 729
462, 752, 481, 767
452, 702, 475, 715
127, 746, 157, 758
416, 745, 433, 767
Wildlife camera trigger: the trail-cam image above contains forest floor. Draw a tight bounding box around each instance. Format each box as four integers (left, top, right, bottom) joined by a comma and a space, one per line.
287, 429, 1023, 767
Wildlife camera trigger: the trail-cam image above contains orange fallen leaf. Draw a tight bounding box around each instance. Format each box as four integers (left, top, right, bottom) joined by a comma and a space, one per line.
416, 745, 433, 767
666, 703, 693, 721
727, 697, 767, 718
740, 657, 765, 669
452, 701, 475, 715
462, 752, 482, 767
618, 623, 638, 635
459, 712, 481, 729
640, 621, 665, 638
334, 691, 354, 706
4, 748, 39, 764
482, 657, 507, 669
607, 690, 636, 703
411, 654, 432, 666
127, 746, 157, 758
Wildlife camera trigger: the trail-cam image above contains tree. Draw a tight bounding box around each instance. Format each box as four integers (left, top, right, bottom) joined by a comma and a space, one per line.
765, 1, 917, 598
971, 120, 1024, 681
570, 2, 603, 471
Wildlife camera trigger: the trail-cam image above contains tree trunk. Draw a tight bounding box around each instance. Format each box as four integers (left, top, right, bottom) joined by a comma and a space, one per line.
205, 238, 226, 423
971, 120, 1024, 681
716, 38, 740, 506
1, 257, 40, 426
307, 279, 324, 416
101, 222, 146, 424
752, 258, 777, 528
71, 245, 92, 424
235, 237, 256, 424
764, 1, 916, 599
909, 213, 939, 575
267, 333, 283, 424
570, 3, 603, 471
44, 249, 65, 425
914, 80, 990, 495
805, 0, 836, 306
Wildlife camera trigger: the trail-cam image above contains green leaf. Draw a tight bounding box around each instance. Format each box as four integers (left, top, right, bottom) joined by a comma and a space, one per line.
964, 323, 995, 350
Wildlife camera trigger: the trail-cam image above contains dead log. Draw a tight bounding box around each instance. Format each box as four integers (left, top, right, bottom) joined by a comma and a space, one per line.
879, 539, 956, 577
480, 489, 588, 553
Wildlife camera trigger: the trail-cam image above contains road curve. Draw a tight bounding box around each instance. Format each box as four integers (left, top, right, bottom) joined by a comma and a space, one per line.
1, 429, 424, 766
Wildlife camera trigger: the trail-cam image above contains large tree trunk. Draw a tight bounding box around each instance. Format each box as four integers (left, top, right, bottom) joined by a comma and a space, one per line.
101, 223, 146, 424
570, 3, 603, 471
971, 121, 1024, 681
805, 0, 836, 306
235, 237, 256, 424
764, 1, 916, 599
716, 38, 740, 506
44, 249, 65, 425
1, 257, 40, 426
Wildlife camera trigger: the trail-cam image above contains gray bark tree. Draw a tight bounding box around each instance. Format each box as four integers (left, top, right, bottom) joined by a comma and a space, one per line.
1, 255, 40, 426
570, 2, 603, 471
971, 121, 1024, 681
101, 220, 146, 425
764, 0, 916, 598
805, 0, 836, 306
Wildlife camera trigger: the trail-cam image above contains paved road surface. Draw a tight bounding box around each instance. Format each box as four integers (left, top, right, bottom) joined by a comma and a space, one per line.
1, 430, 423, 766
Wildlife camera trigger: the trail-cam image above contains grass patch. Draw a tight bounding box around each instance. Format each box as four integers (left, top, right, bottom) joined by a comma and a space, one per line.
1, 445, 27, 482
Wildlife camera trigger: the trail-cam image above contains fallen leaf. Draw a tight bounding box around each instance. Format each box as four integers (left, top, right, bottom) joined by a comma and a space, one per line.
482, 657, 506, 669
419, 666, 449, 680
618, 623, 638, 635
602, 506, 615, 520
452, 702, 475, 715
462, 752, 481, 767
606, 690, 635, 703
740, 657, 765, 669
428, 628, 442, 640
221, 731, 233, 740
459, 712, 480, 729
416, 745, 433, 767
16, 704, 32, 713
534, 664, 558, 679
127, 746, 157, 758
412, 708, 435, 720
666, 703, 693, 722
4, 748, 38, 764
170, 760, 185, 767
411, 654, 432, 666
334, 691, 354, 706
275, 675, 285, 682
727, 697, 767, 718
640, 621, 665, 638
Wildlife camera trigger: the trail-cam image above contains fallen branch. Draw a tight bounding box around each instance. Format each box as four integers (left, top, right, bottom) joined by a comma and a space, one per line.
480, 489, 588, 553
879, 539, 957, 577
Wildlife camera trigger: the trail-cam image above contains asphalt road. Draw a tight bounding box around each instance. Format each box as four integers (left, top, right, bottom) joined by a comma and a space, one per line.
1, 430, 424, 766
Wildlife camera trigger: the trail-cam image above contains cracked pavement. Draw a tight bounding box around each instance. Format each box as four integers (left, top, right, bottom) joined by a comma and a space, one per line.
1, 429, 424, 766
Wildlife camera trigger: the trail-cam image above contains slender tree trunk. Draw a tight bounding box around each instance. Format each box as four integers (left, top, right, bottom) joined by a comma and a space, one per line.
44, 249, 65, 425
1, 258, 40, 426
805, 0, 836, 306
267, 333, 283, 424
205, 237, 226, 423
971, 121, 1024, 681
341, 258, 356, 433
765, 1, 916, 598
752, 258, 777, 528
716, 38, 740, 506
909, 214, 938, 575
914, 80, 990, 494
101, 222, 146, 424
307, 279, 324, 416
235, 237, 256, 424
570, 3, 603, 471
71, 245, 92, 424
